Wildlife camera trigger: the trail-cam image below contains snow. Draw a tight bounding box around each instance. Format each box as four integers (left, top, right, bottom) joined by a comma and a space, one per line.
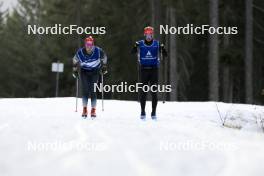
0, 98, 264, 176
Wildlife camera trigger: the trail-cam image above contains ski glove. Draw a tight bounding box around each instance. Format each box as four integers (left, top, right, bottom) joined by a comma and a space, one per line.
101, 65, 108, 75
72, 67, 79, 79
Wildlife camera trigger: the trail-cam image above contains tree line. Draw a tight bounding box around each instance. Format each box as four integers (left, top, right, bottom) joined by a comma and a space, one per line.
0, 0, 263, 104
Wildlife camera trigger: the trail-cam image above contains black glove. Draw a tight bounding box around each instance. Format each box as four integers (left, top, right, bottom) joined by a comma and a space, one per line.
72, 67, 79, 79
101, 65, 108, 75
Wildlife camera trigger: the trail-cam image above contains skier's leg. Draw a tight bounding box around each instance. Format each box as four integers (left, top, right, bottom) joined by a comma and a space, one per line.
150, 68, 158, 118
88, 70, 99, 117
139, 69, 149, 118
140, 92, 147, 115
82, 96, 88, 107
80, 69, 89, 117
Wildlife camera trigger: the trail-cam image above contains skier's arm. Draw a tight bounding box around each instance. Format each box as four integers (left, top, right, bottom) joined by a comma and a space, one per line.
73, 55, 79, 66
131, 41, 139, 54
100, 49, 107, 65
72, 54, 79, 78
160, 43, 168, 58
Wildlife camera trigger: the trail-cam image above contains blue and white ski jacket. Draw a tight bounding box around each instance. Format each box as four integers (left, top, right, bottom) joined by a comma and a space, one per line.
73, 46, 107, 71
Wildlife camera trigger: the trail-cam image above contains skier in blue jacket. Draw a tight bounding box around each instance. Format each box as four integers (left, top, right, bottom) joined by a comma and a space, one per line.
132, 26, 167, 120
72, 36, 107, 118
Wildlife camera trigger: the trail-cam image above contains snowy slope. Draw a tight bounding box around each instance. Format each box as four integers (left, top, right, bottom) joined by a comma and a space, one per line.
0, 98, 264, 176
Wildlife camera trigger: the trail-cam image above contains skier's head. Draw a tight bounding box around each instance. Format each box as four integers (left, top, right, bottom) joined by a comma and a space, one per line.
84, 36, 94, 53
144, 26, 154, 42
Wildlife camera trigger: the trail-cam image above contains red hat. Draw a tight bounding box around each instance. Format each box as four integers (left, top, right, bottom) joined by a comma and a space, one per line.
144, 26, 154, 35
84, 36, 94, 46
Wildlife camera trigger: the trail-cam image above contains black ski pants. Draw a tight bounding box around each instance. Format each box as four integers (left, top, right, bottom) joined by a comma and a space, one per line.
139, 67, 158, 115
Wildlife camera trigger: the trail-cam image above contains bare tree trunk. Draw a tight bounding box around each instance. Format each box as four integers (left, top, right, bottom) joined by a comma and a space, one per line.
151, 0, 161, 40
229, 74, 233, 102
163, 6, 170, 101
77, 0, 81, 48
222, 66, 234, 102
209, 0, 219, 101
150, 0, 164, 100
169, 7, 177, 101
150, 0, 155, 28
223, 66, 229, 102
245, 0, 253, 104
222, 35, 233, 103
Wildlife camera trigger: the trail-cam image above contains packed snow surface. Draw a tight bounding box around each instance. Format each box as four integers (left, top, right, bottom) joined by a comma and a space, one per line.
0, 98, 264, 176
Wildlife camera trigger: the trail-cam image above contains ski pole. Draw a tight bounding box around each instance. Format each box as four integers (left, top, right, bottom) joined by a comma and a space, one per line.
75, 77, 79, 112
161, 48, 165, 104
101, 72, 104, 111
136, 49, 140, 102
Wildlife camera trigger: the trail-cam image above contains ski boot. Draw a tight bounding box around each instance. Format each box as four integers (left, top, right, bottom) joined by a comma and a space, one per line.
151, 111, 157, 121
91, 108, 96, 119
140, 111, 146, 120
82, 107, 88, 118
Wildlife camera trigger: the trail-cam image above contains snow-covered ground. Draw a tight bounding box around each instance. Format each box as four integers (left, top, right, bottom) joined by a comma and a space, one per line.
0, 98, 264, 176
